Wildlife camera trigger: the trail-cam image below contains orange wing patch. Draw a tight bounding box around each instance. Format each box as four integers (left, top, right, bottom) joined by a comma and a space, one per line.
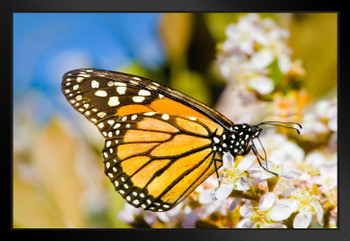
129, 159, 171, 189
150, 134, 211, 157
117, 143, 158, 160
123, 130, 172, 143
147, 148, 213, 201
150, 97, 210, 120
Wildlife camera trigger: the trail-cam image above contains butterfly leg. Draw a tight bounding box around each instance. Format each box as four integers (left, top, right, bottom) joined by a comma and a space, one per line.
251, 145, 278, 176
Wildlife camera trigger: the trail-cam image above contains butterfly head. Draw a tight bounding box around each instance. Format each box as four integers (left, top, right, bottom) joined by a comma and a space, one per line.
223, 123, 261, 156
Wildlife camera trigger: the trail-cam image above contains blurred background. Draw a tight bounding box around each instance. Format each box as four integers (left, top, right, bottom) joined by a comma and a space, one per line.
13, 13, 337, 228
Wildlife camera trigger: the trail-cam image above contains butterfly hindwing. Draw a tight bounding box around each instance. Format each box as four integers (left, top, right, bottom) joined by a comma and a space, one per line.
102, 112, 224, 211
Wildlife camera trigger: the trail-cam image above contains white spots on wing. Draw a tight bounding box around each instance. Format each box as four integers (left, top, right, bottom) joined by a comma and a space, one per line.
108, 173, 114, 178
107, 120, 115, 126
114, 180, 119, 187
133, 76, 141, 81
130, 80, 138, 85
114, 82, 126, 87
138, 89, 151, 96
121, 116, 127, 121
76, 77, 84, 82
113, 123, 121, 129
158, 94, 164, 99
95, 90, 107, 97
91, 80, 99, 88
97, 112, 106, 118
133, 199, 140, 205
73, 84, 79, 90
108, 96, 120, 106
91, 118, 97, 123
117, 86, 127, 95
105, 161, 110, 168
144, 112, 155, 116
126, 124, 131, 128
132, 96, 145, 103
98, 122, 104, 129
213, 137, 220, 144
106, 141, 111, 147
75, 95, 82, 101
189, 116, 197, 121
131, 114, 138, 120
161, 114, 169, 120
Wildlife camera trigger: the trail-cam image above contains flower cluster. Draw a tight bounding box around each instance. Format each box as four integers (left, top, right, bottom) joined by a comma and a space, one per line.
218, 13, 295, 96
116, 14, 337, 229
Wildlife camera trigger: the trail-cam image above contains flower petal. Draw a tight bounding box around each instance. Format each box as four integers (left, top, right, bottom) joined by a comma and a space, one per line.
280, 169, 303, 180
214, 183, 234, 200
248, 75, 274, 95
237, 155, 256, 172
278, 54, 291, 73
312, 201, 324, 224
223, 152, 235, 169
268, 199, 298, 221
250, 49, 274, 70
236, 176, 250, 191
199, 189, 215, 204
259, 192, 276, 211
293, 210, 312, 228
239, 200, 254, 217
236, 218, 255, 228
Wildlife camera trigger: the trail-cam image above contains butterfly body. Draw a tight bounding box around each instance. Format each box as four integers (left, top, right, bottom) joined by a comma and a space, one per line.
62, 68, 263, 212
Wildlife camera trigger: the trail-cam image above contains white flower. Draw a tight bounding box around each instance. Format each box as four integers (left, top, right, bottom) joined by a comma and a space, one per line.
248, 75, 274, 95
311, 159, 337, 191
237, 197, 292, 228
213, 153, 255, 201
218, 13, 292, 95
288, 190, 324, 227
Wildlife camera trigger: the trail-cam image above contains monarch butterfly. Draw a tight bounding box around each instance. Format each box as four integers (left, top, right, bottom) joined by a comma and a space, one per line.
62, 68, 301, 212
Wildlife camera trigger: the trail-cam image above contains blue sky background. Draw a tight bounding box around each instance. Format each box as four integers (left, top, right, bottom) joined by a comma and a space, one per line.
13, 13, 165, 123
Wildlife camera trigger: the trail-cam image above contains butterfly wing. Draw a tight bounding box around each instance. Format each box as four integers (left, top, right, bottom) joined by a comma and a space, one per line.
62, 68, 233, 134
102, 112, 223, 211
62, 68, 229, 211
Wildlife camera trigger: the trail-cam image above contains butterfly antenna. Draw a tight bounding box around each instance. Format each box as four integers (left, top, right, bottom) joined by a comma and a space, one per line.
258, 121, 302, 135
